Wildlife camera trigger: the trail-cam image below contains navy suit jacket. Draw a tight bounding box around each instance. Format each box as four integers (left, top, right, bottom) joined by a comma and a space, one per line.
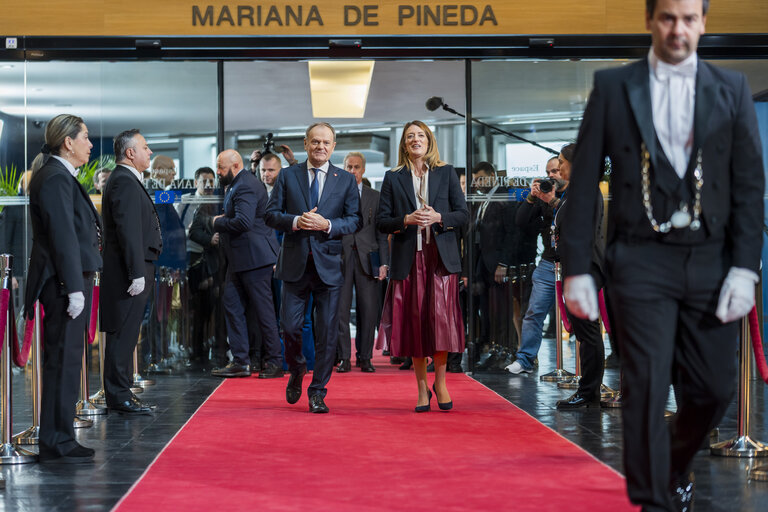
266, 161, 361, 286
214, 169, 279, 273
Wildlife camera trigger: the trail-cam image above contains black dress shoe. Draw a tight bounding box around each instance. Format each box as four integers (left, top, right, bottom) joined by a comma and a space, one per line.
671, 472, 695, 512
447, 363, 464, 373
39, 443, 95, 464
399, 358, 412, 370
359, 359, 376, 373
286, 367, 307, 404
258, 363, 284, 379
109, 396, 154, 415
211, 362, 251, 378
308, 394, 329, 413
382, 349, 390, 356
336, 359, 351, 373
131, 393, 157, 410
390, 356, 405, 365
556, 392, 600, 409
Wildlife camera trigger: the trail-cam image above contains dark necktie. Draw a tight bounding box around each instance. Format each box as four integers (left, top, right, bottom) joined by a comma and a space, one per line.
310, 168, 319, 208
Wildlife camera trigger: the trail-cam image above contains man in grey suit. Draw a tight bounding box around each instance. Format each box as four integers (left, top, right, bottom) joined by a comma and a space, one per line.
266, 122, 361, 414
336, 152, 388, 374
561, 1, 764, 510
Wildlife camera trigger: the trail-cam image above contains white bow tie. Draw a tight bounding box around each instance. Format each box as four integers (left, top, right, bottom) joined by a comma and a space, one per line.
655, 59, 697, 81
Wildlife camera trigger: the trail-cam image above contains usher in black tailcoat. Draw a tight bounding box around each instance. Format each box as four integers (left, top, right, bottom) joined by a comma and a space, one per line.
561, 58, 764, 510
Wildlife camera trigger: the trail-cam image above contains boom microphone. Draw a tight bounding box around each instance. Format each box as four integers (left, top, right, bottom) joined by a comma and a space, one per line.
425, 96, 444, 112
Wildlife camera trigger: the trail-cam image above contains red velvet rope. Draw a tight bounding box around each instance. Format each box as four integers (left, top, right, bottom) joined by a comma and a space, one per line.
748, 306, 768, 385
88, 285, 99, 344
0, 288, 34, 367
555, 280, 572, 333
599, 289, 612, 336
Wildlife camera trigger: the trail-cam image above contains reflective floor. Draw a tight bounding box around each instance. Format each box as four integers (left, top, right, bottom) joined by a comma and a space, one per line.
1, 338, 767, 511
473, 336, 768, 512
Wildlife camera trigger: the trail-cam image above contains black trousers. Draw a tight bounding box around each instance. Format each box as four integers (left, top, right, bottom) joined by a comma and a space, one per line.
606, 240, 738, 512
39, 274, 93, 455
566, 313, 605, 399
104, 262, 155, 406
337, 247, 381, 361
223, 264, 281, 367
282, 257, 341, 399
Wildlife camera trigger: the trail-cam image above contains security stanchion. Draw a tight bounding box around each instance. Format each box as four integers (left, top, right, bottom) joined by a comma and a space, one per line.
558, 339, 581, 390
133, 344, 154, 390
89, 272, 107, 405
89, 328, 107, 405
75, 333, 106, 416
73, 416, 92, 429
0, 254, 36, 463
710, 313, 768, 457
541, 262, 575, 382
13, 302, 43, 445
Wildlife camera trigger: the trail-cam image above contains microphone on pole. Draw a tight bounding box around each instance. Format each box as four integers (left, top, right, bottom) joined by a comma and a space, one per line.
425, 96, 444, 112
425, 96, 558, 155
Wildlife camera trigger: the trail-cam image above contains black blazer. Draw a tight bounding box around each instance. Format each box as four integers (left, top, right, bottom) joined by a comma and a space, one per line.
377, 164, 468, 281
342, 185, 389, 276
213, 169, 278, 273
24, 157, 102, 318
266, 161, 362, 286
100, 165, 163, 332
561, 58, 764, 277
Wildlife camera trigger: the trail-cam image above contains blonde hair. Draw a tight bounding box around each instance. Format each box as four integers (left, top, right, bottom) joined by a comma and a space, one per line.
45, 114, 85, 156
396, 120, 445, 171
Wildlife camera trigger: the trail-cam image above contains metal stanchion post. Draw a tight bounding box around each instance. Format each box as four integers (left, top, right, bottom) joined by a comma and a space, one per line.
13, 303, 42, 445
558, 339, 581, 390
133, 343, 154, 390
0, 254, 36, 463
75, 331, 106, 416
711, 315, 768, 457
541, 261, 575, 382
89, 272, 106, 405
89, 328, 107, 405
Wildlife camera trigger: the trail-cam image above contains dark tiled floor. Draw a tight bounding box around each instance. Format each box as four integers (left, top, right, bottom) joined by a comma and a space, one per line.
2, 338, 768, 511
472, 337, 768, 512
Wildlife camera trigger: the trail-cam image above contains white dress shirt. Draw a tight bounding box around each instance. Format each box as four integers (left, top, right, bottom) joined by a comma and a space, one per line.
411, 167, 430, 251
292, 161, 332, 233
648, 49, 697, 179
52, 155, 78, 178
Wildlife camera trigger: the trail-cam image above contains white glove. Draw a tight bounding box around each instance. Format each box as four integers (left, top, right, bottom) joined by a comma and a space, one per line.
715, 267, 757, 323
127, 277, 145, 297
563, 274, 599, 321
67, 291, 85, 319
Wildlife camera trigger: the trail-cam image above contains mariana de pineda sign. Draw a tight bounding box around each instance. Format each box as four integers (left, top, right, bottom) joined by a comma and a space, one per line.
191, 3, 499, 28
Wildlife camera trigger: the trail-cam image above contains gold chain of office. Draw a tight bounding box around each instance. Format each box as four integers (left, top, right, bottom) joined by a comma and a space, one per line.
640, 142, 703, 233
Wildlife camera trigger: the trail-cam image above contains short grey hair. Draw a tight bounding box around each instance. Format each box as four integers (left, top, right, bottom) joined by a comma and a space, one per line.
114, 129, 141, 161
343, 151, 366, 168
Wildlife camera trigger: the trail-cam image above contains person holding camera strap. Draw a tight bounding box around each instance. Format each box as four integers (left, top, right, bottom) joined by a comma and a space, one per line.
505, 156, 565, 374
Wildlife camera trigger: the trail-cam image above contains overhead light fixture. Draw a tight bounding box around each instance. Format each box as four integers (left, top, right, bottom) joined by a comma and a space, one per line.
308, 61, 374, 118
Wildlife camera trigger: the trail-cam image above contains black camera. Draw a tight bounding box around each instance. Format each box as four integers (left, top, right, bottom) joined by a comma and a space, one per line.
263, 133, 284, 154
537, 177, 557, 194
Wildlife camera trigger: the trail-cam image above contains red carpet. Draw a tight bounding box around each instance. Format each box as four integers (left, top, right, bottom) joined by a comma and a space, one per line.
115, 357, 637, 511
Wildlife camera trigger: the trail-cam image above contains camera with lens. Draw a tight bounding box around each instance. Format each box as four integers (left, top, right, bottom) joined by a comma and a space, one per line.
263, 133, 284, 154
536, 177, 558, 194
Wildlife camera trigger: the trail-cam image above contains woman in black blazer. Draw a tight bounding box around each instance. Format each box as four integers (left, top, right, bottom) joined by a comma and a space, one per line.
25, 114, 102, 463
376, 120, 468, 412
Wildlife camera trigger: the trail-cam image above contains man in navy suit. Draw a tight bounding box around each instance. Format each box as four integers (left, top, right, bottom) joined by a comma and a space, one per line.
562, 1, 764, 509
211, 149, 283, 378
266, 123, 361, 413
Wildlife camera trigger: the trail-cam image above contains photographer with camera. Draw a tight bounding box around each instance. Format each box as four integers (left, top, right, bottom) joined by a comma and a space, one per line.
505, 155, 565, 374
